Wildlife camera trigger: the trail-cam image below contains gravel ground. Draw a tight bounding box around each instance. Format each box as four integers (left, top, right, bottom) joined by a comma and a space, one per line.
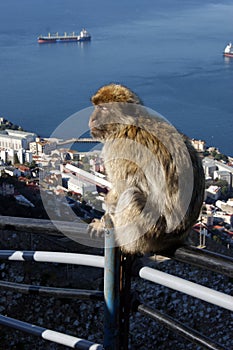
0, 231, 232, 350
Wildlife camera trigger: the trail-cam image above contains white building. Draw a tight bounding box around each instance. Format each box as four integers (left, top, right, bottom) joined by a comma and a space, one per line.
205, 185, 221, 201
25, 150, 33, 163
29, 137, 57, 155
17, 149, 24, 164
0, 133, 24, 150
7, 149, 15, 163
191, 139, 206, 152
0, 147, 34, 165
67, 177, 83, 195
213, 170, 232, 188
4, 166, 21, 177
0, 129, 36, 150
0, 150, 7, 163
216, 199, 233, 215
216, 160, 233, 172
61, 169, 96, 195
202, 158, 233, 188
202, 158, 217, 179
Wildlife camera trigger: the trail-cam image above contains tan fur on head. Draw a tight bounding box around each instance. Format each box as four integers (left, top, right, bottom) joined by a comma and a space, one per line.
91, 83, 142, 105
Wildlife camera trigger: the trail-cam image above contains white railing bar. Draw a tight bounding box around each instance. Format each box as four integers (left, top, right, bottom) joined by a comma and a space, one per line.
65, 163, 112, 188
139, 267, 233, 312
0, 251, 104, 268
42, 329, 103, 349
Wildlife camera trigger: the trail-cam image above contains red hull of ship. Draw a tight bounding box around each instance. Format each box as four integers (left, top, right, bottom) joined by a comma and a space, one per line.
38, 38, 56, 44
224, 52, 233, 58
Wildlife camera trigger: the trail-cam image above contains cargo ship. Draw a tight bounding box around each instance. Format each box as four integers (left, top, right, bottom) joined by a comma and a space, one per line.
38, 28, 91, 44
223, 42, 233, 58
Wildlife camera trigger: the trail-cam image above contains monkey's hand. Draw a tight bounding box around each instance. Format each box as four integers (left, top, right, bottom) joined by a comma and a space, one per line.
87, 218, 106, 238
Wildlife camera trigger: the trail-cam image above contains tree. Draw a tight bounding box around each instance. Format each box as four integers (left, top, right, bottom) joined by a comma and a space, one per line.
203, 150, 210, 157
214, 153, 229, 162
213, 179, 229, 198
221, 185, 229, 197
29, 160, 37, 169
211, 150, 217, 158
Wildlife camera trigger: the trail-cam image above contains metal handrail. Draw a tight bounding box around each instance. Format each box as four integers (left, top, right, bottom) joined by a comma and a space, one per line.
139, 267, 233, 311
138, 305, 226, 350
170, 245, 233, 278
0, 315, 103, 350
0, 280, 103, 300
0, 250, 104, 268
0, 217, 232, 349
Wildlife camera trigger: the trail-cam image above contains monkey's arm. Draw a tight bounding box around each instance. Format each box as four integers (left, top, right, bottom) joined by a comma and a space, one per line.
87, 189, 119, 238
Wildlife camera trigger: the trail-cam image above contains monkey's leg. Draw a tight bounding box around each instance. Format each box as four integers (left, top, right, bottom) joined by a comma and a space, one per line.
114, 186, 165, 254
113, 187, 149, 252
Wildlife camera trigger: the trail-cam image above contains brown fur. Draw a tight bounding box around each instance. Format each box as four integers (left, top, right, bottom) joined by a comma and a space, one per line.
91, 83, 142, 105
88, 84, 205, 254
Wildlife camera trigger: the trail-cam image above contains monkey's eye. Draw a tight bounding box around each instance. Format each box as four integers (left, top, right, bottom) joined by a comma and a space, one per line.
96, 105, 108, 111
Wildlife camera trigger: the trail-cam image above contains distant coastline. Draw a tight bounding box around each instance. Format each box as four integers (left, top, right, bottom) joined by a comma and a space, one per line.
1, 116, 232, 160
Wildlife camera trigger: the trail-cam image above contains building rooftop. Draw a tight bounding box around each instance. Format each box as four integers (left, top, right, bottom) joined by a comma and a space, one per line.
202, 157, 216, 167
5, 129, 36, 137
206, 185, 221, 194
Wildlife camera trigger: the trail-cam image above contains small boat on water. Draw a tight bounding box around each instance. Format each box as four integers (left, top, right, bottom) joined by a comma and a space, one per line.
38, 28, 91, 44
223, 42, 233, 57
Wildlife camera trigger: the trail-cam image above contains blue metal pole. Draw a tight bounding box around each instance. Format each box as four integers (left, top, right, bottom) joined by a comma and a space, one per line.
103, 226, 121, 349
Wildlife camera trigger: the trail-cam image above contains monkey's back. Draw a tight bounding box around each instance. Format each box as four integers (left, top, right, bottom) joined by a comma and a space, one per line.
101, 111, 205, 254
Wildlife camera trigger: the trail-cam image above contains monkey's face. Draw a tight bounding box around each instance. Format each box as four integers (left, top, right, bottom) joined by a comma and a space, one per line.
89, 84, 143, 141
89, 104, 110, 140
89, 103, 138, 141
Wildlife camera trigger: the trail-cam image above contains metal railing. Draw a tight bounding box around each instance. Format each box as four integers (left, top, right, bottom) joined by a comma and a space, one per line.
0, 217, 232, 349
0, 314, 104, 350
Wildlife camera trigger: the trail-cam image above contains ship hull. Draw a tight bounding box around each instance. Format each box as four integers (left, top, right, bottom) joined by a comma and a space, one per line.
38, 38, 57, 44
38, 33, 91, 44
38, 38, 91, 44
223, 52, 233, 58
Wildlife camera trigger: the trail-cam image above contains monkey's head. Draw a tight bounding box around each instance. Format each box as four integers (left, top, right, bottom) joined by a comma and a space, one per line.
91, 84, 142, 105
89, 84, 144, 141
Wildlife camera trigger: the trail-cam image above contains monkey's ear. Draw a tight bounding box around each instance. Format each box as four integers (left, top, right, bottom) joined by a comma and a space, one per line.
91, 83, 143, 105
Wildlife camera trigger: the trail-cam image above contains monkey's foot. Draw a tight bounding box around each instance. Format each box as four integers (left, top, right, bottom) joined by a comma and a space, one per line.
87, 219, 106, 239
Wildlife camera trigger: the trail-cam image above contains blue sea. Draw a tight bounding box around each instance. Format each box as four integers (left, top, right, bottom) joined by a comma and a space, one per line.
0, 0, 233, 155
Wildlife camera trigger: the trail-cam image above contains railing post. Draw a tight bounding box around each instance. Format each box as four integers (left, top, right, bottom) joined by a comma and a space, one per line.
119, 254, 133, 350
103, 226, 121, 349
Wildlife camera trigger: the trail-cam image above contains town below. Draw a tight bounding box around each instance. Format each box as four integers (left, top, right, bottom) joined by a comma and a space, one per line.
0, 117, 232, 250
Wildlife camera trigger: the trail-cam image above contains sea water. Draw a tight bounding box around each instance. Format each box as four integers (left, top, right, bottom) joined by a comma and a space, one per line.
0, 0, 232, 155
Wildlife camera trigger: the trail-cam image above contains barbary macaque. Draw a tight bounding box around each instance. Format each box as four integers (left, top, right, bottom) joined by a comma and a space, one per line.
88, 83, 205, 254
